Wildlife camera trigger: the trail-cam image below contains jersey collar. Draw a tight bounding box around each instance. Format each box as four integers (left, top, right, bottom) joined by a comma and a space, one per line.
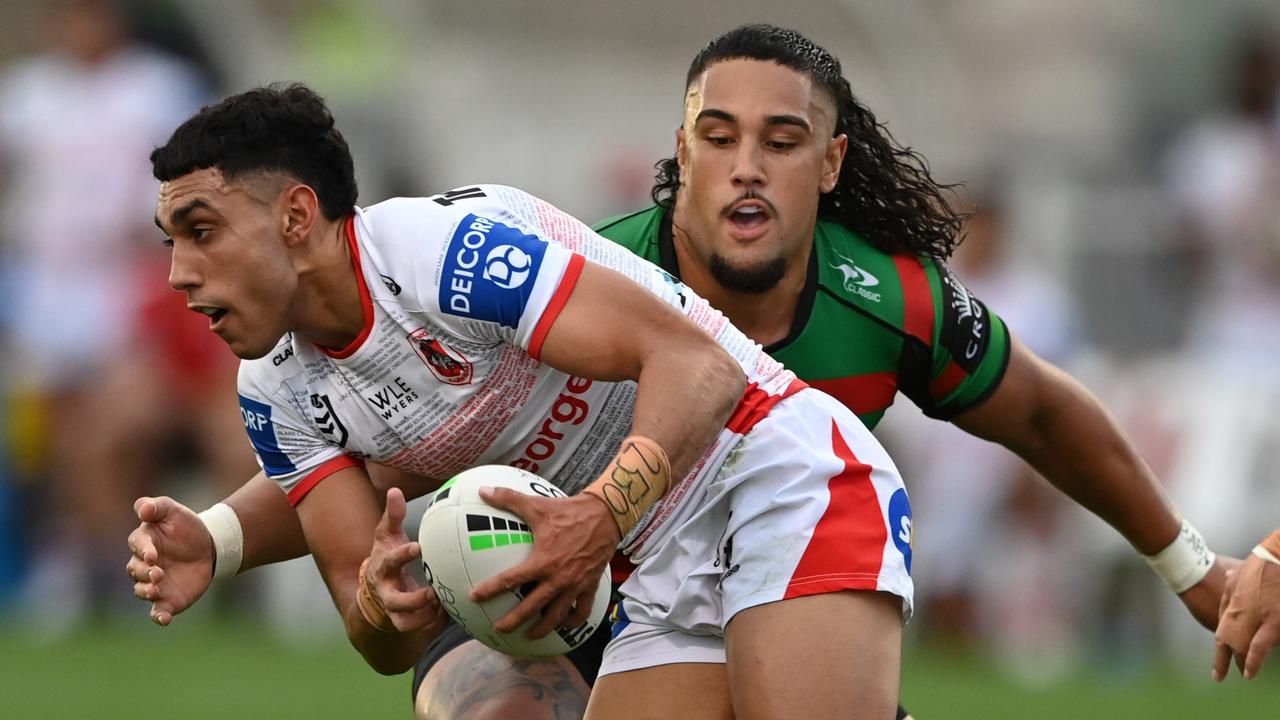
657, 205, 819, 354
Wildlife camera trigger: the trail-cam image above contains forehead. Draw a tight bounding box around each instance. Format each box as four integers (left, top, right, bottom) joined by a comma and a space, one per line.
157, 168, 232, 215
686, 58, 831, 123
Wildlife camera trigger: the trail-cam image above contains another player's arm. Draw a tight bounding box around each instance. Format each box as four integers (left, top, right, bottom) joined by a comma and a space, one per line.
472, 260, 745, 635
952, 334, 1228, 628
296, 464, 440, 675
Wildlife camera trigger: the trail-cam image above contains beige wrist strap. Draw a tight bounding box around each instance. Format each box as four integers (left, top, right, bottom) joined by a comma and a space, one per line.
1254, 529, 1280, 566
356, 557, 398, 633
583, 436, 671, 537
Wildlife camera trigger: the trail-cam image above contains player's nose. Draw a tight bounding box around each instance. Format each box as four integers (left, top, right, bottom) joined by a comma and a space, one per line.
168, 244, 202, 292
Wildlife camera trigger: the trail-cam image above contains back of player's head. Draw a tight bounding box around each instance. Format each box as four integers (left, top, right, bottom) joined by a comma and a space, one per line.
151, 83, 358, 221
653, 24, 966, 260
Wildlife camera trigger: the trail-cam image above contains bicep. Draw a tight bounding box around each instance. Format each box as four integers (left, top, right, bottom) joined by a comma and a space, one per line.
537, 260, 707, 382
950, 334, 1066, 448
293, 465, 382, 600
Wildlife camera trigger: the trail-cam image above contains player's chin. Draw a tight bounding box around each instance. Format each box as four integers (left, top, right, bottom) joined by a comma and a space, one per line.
226, 332, 280, 361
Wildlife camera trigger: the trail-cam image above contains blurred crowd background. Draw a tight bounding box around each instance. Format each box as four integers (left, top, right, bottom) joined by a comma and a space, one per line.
1, 0, 1280, 704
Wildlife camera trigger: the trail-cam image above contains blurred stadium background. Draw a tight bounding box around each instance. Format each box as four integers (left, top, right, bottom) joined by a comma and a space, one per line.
1, 0, 1280, 717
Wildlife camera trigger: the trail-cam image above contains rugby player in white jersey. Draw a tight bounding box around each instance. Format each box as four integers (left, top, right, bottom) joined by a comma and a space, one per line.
130, 83, 912, 719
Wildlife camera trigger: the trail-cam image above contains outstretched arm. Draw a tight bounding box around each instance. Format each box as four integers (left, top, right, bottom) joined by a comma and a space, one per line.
953, 335, 1230, 629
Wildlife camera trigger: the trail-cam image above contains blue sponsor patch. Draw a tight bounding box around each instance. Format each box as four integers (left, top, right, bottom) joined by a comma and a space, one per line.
888, 488, 913, 574
238, 395, 297, 476
439, 214, 548, 329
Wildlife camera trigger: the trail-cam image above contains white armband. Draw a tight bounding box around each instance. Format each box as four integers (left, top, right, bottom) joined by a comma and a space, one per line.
1143, 520, 1215, 594
198, 503, 245, 581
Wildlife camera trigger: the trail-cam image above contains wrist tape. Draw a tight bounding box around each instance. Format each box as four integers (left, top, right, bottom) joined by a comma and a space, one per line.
583, 436, 671, 537
1253, 529, 1280, 566
197, 503, 244, 581
356, 557, 398, 633
1143, 519, 1215, 594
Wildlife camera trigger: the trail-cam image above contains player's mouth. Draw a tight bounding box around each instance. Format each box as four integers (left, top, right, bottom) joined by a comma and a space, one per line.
723, 199, 774, 241
190, 303, 230, 331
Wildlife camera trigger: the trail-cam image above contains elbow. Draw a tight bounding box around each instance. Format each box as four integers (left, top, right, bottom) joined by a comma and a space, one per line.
708, 345, 747, 408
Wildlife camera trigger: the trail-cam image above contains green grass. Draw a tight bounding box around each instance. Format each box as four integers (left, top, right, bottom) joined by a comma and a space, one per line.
1, 618, 1277, 719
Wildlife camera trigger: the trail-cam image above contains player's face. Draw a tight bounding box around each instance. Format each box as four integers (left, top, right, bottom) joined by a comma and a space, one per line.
157, 168, 299, 359
673, 59, 846, 293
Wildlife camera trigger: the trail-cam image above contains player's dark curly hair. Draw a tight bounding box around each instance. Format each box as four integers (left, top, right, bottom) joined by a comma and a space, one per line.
653, 24, 965, 258
151, 82, 357, 220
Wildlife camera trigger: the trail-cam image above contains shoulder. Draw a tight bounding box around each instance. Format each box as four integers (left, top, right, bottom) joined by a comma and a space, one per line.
814, 220, 931, 325
237, 337, 302, 397
593, 206, 663, 253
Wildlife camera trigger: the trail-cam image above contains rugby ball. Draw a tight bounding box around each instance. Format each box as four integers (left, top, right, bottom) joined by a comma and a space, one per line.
417, 465, 611, 659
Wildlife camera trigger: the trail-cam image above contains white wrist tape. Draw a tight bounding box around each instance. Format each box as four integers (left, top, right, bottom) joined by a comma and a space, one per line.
198, 503, 245, 581
1253, 545, 1280, 566
1143, 520, 1215, 594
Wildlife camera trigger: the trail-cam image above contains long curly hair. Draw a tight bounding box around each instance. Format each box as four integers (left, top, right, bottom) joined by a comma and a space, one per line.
653, 24, 966, 259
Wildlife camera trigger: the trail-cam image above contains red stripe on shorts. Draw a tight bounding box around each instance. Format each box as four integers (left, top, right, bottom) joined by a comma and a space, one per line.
783, 420, 887, 598
725, 378, 807, 435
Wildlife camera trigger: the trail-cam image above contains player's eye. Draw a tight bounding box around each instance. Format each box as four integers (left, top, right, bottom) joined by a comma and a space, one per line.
707, 136, 733, 146
767, 140, 797, 151
162, 237, 174, 248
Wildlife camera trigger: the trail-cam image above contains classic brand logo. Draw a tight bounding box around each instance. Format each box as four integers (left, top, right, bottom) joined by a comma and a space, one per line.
408, 330, 473, 385
829, 248, 882, 302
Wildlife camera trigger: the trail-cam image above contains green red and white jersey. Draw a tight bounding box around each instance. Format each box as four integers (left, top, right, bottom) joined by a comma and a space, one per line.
594, 206, 1011, 428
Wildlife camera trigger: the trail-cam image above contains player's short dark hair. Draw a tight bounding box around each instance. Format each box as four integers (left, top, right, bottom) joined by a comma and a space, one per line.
653, 24, 965, 259
151, 83, 357, 220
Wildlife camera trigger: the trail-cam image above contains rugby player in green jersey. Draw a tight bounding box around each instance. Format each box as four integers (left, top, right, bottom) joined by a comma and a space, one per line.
127, 23, 1234, 720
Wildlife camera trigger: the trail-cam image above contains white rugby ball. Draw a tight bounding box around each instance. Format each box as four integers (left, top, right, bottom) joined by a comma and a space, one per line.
418, 465, 611, 659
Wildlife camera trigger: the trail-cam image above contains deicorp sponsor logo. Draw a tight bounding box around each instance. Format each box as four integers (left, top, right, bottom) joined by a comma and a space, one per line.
239, 395, 297, 475
440, 214, 547, 329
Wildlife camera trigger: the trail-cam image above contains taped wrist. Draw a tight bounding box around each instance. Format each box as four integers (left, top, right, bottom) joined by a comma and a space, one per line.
583, 436, 671, 538
1253, 529, 1280, 566
197, 503, 244, 581
1143, 519, 1216, 594
356, 557, 398, 633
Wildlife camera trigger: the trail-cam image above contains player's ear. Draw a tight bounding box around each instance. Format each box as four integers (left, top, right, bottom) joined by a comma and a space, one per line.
820, 134, 847, 194
281, 184, 321, 246
675, 126, 688, 174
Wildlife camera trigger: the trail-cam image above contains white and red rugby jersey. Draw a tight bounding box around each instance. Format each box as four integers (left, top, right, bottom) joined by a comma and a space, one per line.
237, 185, 801, 553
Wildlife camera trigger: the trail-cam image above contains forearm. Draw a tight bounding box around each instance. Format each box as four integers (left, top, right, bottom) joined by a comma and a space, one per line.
333, 578, 433, 675
1001, 366, 1179, 554
222, 471, 310, 572
629, 343, 745, 478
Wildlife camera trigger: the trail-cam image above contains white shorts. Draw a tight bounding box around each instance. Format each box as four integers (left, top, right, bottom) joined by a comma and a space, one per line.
598, 388, 914, 677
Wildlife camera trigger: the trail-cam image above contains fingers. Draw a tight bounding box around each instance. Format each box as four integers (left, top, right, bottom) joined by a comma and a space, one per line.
479, 487, 537, 519
376, 487, 408, 540
1213, 641, 1233, 682
383, 585, 436, 615
127, 526, 159, 564
469, 563, 534, 603
563, 589, 595, 629
134, 496, 172, 523
376, 542, 422, 576
493, 578, 561, 635
1244, 621, 1280, 679
526, 589, 575, 639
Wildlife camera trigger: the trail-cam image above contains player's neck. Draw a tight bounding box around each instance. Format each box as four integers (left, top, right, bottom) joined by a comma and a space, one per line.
673, 238, 808, 349
291, 216, 367, 351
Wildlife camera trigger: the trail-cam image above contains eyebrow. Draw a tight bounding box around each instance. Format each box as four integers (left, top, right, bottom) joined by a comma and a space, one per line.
694, 108, 812, 133
154, 198, 212, 231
